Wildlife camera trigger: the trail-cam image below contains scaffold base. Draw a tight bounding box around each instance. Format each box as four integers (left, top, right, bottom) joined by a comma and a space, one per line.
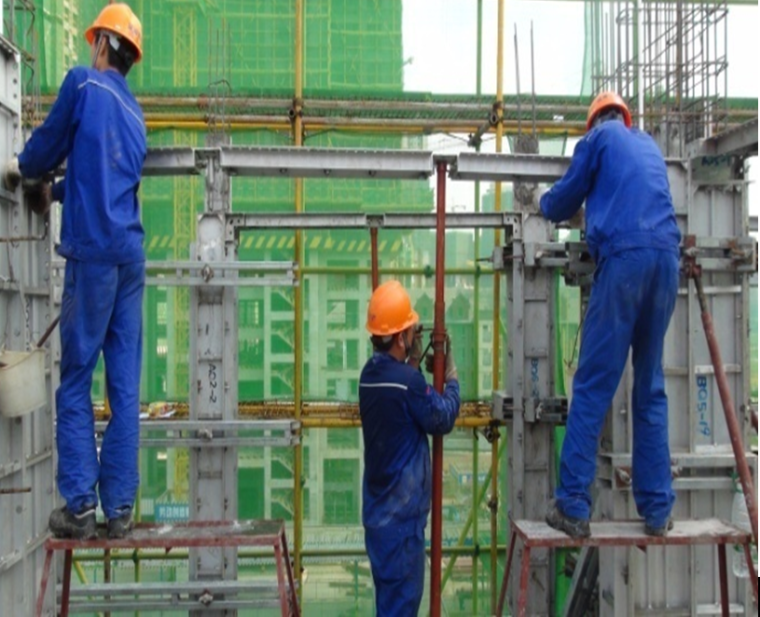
496, 518, 757, 617
35, 519, 299, 616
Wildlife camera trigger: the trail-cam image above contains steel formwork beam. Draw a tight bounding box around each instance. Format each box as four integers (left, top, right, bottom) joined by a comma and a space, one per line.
220, 146, 435, 179
451, 152, 570, 182
687, 118, 758, 159
226, 211, 521, 232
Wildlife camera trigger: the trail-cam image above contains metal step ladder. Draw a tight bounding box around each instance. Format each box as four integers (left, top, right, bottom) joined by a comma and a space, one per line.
496, 518, 758, 617
35, 519, 300, 616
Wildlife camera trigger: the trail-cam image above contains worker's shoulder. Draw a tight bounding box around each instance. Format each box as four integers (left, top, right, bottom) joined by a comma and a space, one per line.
61, 65, 100, 87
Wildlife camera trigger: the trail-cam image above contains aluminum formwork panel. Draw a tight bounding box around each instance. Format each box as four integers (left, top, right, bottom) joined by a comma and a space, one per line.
596, 156, 757, 617
188, 132, 240, 617
505, 211, 559, 617
0, 35, 57, 616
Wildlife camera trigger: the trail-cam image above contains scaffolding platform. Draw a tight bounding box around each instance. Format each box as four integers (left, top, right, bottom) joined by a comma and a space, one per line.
497, 518, 758, 617
35, 519, 299, 616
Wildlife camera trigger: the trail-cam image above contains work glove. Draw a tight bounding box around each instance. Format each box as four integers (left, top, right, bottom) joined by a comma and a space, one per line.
3, 157, 21, 191
407, 324, 424, 368
567, 207, 585, 230
533, 186, 549, 214
424, 336, 458, 382
23, 181, 52, 216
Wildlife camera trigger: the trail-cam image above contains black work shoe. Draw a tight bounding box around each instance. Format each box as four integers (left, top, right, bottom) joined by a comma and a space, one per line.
546, 504, 591, 539
49, 506, 97, 540
107, 509, 134, 539
644, 518, 674, 537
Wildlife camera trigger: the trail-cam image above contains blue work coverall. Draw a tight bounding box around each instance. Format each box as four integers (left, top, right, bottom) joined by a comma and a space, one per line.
359, 352, 460, 616
540, 120, 681, 529
19, 66, 147, 519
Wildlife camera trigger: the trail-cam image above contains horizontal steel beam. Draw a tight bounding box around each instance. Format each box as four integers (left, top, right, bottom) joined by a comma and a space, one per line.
450, 152, 571, 182
227, 211, 521, 231
94, 419, 301, 447
143, 147, 200, 176
688, 118, 758, 159
64, 580, 281, 595
219, 146, 434, 179
64, 599, 281, 613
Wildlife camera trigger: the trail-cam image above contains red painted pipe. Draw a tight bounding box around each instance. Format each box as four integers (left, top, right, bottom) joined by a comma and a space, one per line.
370, 227, 379, 290
694, 276, 758, 545
430, 161, 447, 617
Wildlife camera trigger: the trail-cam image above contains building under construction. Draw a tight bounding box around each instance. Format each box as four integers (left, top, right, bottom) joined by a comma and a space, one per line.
1, 1, 758, 615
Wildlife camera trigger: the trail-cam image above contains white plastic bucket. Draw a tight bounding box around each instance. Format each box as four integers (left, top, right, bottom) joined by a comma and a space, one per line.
0, 349, 47, 418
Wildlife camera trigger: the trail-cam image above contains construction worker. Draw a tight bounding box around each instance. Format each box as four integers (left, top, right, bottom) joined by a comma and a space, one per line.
360, 280, 461, 616
3, 3, 146, 540
539, 92, 681, 538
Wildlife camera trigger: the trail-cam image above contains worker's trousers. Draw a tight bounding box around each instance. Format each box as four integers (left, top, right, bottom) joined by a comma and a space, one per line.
55, 259, 144, 519
365, 518, 426, 617
556, 248, 679, 528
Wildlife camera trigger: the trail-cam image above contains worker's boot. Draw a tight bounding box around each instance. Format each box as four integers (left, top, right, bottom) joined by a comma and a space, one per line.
48, 505, 97, 540
107, 508, 134, 539
644, 518, 673, 537
546, 503, 591, 539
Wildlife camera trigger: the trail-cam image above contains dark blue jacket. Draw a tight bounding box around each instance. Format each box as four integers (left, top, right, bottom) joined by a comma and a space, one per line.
540, 121, 680, 262
19, 66, 147, 264
359, 352, 460, 530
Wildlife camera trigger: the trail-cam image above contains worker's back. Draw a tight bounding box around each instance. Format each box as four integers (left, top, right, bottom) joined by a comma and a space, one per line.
583, 121, 681, 260
359, 352, 432, 530
19, 66, 147, 265
541, 120, 681, 263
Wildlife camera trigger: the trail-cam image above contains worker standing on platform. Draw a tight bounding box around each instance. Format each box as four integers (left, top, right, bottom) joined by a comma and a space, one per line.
539, 92, 681, 538
3, 3, 146, 540
359, 280, 461, 616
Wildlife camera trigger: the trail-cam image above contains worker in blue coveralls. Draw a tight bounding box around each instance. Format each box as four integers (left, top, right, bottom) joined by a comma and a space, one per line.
3, 3, 146, 540
540, 92, 681, 538
359, 280, 461, 616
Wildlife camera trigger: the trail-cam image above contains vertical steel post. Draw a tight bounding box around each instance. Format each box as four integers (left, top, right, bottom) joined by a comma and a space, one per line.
491, 0, 505, 609
190, 140, 237, 617
694, 275, 758, 545
293, 0, 305, 600
430, 160, 447, 617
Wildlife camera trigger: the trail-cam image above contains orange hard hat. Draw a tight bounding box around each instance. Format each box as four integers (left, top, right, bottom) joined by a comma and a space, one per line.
366, 280, 420, 336
586, 91, 632, 131
85, 3, 143, 63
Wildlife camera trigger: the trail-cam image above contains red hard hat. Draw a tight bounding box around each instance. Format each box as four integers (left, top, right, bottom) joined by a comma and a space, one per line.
587, 91, 632, 131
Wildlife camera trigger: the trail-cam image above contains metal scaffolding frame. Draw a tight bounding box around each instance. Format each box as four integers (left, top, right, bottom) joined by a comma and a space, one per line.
2, 0, 758, 614
3, 129, 758, 613
75, 142, 753, 616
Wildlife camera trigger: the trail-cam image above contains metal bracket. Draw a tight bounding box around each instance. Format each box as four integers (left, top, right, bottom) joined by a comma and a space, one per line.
492, 391, 568, 424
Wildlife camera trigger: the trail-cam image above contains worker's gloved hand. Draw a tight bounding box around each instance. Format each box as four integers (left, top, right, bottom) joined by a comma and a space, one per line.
567, 207, 585, 230
424, 336, 458, 382
23, 181, 52, 216
533, 186, 549, 214
3, 157, 21, 191
407, 324, 424, 368
444, 336, 458, 382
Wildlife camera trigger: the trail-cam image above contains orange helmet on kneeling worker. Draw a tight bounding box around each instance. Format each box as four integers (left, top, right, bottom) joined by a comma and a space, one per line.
586, 91, 632, 131
85, 3, 143, 63
366, 280, 419, 336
